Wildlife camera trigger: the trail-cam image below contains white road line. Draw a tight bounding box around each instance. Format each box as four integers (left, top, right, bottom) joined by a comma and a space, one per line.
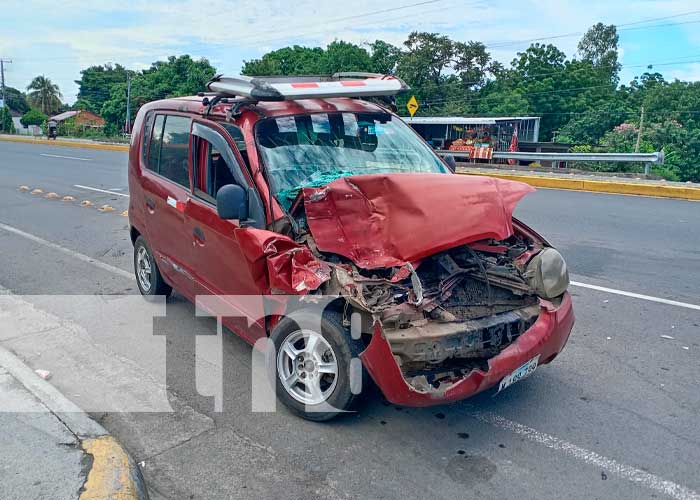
40, 153, 90, 161
571, 281, 700, 311
0, 222, 133, 280
466, 408, 700, 500
74, 184, 130, 197
2, 220, 698, 499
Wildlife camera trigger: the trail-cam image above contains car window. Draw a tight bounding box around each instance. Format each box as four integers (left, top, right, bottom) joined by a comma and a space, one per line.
193, 136, 239, 204
222, 123, 251, 171
256, 112, 447, 209
147, 114, 165, 172
158, 115, 191, 188
141, 112, 155, 166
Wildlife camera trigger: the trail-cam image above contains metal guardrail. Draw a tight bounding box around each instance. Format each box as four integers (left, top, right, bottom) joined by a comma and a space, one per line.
436, 150, 665, 175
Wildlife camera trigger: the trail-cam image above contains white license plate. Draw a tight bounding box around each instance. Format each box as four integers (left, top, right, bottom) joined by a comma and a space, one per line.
498, 355, 540, 393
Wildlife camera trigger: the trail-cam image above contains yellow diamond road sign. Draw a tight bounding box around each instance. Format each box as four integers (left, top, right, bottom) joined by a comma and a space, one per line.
406, 95, 419, 117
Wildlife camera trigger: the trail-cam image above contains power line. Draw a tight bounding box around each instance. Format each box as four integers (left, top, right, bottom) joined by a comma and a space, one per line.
423, 54, 700, 94
421, 83, 615, 107
485, 14, 700, 49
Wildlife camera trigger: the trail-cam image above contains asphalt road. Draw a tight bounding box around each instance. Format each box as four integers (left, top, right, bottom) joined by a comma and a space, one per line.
1, 140, 699, 500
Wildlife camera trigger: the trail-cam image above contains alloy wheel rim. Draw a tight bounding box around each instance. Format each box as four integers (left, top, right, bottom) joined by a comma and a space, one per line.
277, 329, 338, 405
136, 246, 152, 292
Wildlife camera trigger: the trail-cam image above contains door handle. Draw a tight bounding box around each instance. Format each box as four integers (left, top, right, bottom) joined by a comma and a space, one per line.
145, 196, 156, 211
193, 227, 206, 245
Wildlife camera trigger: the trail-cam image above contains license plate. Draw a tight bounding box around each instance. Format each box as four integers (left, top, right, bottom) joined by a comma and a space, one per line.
498, 355, 540, 393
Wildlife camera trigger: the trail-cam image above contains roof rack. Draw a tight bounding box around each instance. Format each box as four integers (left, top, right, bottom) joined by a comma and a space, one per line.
205, 73, 409, 101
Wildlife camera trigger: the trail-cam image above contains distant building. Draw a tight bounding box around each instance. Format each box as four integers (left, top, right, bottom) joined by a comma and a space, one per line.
50, 110, 105, 128
403, 116, 540, 152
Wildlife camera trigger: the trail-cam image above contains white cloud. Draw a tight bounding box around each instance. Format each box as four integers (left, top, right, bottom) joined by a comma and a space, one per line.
669, 62, 700, 81
4, 0, 700, 103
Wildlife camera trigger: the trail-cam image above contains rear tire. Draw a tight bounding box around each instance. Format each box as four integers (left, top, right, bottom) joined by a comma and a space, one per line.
270, 309, 367, 421
133, 235, 172, 297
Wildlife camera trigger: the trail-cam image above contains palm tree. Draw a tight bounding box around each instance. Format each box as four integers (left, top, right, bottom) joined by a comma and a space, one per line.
26, 76, 63, 115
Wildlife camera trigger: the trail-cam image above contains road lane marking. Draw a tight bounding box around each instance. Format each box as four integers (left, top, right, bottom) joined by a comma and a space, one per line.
1, 219, 698, 499
0, 222, 132, 280
40, 153, 91, 161
466, 408, 700, 500
74, 184, 130, 197
570, 281, 700, 311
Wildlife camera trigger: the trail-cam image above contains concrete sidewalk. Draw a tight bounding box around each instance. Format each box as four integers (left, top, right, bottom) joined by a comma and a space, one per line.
0, 346, 148, 500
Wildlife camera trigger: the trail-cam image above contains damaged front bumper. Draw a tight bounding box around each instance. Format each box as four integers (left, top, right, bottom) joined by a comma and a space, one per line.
359, 292, 575, 407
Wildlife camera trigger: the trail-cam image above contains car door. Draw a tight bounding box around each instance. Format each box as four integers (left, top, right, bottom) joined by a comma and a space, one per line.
140, 113, 197, 296
186, 121, 267, 343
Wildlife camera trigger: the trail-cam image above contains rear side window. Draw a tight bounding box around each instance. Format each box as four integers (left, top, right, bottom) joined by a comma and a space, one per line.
157, 115, 191, 188
141, 112, 154, 165
147, 114, 165, 172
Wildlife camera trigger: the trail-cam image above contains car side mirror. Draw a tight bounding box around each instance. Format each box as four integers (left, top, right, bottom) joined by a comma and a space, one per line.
444, 154, 457, 173
216, 184, 249, 221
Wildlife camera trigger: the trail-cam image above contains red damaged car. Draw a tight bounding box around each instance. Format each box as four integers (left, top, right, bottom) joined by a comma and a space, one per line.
128, 74, 574, 420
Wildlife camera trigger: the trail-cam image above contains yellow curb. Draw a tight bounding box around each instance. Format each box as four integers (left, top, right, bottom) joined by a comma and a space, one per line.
99, 205, 115, 212
81, 200, 94, 207
31, 188, 44, 195
19, 185, 30, 192
460, 170, 700, 201
45, 192, 60, 199
80, 436, 145, 500
63, 196, 76, 202
0, 135, 128, 152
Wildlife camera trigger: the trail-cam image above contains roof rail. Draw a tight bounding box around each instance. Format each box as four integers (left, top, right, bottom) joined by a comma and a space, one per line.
205, 74, 409, 101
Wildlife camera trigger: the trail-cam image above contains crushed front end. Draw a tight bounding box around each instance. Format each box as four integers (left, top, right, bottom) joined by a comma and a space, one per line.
323, 228, 574, 405
263, 173, 575, 406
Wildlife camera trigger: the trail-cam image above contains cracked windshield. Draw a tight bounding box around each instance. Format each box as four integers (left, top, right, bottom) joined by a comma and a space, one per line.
257, 112, 447, 207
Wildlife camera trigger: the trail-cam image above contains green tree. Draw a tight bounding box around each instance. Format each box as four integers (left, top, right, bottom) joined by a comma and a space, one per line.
100, 55, 216, 134
74, 64, 129, 114
3, 87, 30, 115
20, 109, 47, 127
0, 106, 15, 133
26, 76, 63, 115
577, 23, 621, 83
320, 41, 372, 74
369, 40, 402, 74
242, 46, 325, 75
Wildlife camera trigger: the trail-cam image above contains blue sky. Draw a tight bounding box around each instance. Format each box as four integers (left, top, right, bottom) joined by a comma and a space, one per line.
3, 0, 700, 104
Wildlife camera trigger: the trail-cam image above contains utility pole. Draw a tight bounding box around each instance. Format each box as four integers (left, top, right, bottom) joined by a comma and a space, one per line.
0, 59, 12, 109
124, 72, 132, 134
635, 105, 645, 153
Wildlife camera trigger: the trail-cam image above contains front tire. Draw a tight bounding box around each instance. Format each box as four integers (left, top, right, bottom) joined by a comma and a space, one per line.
133, 236, 172, 297
270, 309, 366, 421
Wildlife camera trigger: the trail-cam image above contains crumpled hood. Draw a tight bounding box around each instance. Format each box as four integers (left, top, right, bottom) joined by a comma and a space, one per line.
302, 173, 535, 269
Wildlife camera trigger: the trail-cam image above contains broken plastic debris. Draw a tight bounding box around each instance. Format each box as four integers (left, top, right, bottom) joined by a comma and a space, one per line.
660, 335, 675, 340
606, 336, 612, 340
682, 346, 690, 351
138, 461, 145, 468
34, 369, 51, 380
603, 300, 609, 303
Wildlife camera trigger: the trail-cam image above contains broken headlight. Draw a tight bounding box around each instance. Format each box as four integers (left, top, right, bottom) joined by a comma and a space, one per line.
524, 248, 569, 299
